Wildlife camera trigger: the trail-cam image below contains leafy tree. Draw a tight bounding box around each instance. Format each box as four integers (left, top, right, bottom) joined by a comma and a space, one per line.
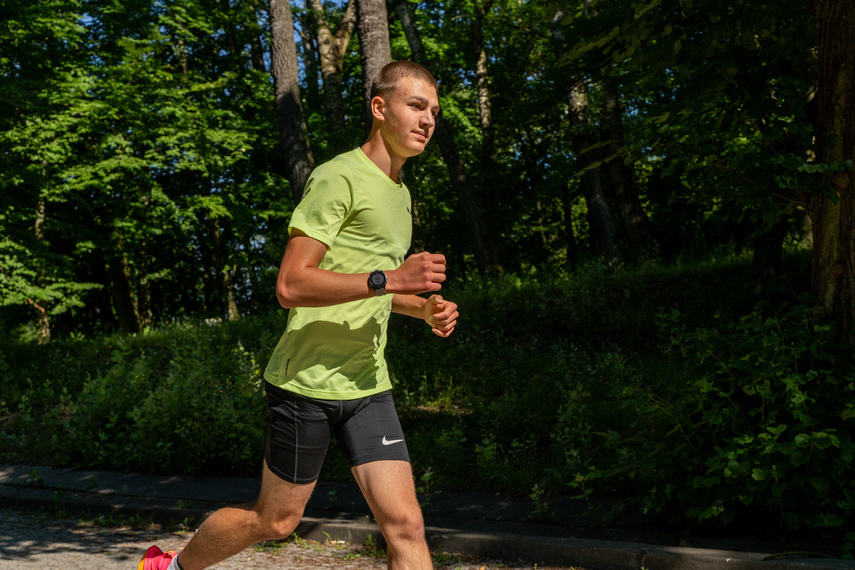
0, 0, 101, 342
557, 0, 818, 270
393, 0, 493, 273
3, 0, 848, 339
305, 0, 357, 145
2, 0, 293, 336
467, 0, 502, 270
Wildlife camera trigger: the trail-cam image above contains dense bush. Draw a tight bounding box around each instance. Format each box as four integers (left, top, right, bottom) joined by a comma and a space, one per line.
0, 316, 286, 474
661, 300, 855, 529
386, 259, 852, 540
1, 254, 852, 547
546, 296, 855, 534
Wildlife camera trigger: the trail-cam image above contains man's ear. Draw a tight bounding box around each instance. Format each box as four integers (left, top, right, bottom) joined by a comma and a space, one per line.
370, 95, 386, 122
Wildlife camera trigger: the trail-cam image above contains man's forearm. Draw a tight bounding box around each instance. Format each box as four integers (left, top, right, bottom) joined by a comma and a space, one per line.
277, 267, 376, 308
391, 293, 427, 318
278, 268, 437, 309
276, 234, 447, 309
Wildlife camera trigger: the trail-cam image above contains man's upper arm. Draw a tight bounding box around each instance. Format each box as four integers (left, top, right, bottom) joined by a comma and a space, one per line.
282, 229, 327, 271
274, 231, 329, 308
288, 167, 352, 250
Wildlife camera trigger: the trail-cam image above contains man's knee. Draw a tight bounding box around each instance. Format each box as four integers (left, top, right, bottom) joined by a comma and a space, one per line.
252, 499, 306, 541
383, 511, 426, 544
260, 512, 303, 540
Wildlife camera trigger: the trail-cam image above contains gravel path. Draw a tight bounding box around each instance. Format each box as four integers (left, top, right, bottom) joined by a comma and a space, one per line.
0, 509, 577, 569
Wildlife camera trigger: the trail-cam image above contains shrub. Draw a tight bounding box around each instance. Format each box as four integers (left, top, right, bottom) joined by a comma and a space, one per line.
662, 299, 855, 530
1, 315, 286, 475
3, 253, 852, 538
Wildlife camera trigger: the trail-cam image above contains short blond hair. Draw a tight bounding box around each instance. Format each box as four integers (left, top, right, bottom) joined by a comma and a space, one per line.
370, 60, 438, 100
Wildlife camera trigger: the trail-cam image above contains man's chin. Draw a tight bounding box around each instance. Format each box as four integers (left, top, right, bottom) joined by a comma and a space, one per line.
407, 141, 429, 155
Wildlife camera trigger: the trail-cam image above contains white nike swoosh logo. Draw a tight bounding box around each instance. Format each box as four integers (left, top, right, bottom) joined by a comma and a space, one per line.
382, 436, 404, 446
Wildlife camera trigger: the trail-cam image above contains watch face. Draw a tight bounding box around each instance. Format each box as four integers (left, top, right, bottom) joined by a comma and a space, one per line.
370, 271, 386, 287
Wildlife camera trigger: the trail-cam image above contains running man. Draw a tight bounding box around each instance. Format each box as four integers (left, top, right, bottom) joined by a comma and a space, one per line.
139, 60, 458, 570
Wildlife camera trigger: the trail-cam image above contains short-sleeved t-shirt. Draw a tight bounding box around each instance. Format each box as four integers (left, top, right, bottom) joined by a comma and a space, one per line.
263, 148, 413, 400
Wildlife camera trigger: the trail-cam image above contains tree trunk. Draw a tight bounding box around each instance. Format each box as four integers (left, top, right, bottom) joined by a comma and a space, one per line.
249, 0, 267, 72
107, 245, 142, 334
356, 0, 392, 138
308, 0, 357, 139
469, 1, 502, 271
598, 81, 655, 263
138, 246, 154, 329
294, 15, 321, 106
563, 180, 580, 269
567, 83, 620, 266
269, 0, 315, 204
24, 297, 51, 345
431, 118, 493, 273
137, 195, 154, 329
394, 0, 493, 274
551, 10, 620, 266
520, 127, 568, 266
209, 216, 241, 322
393, 1, 426, 63
138, 276, 153, 329
225, 264, 240, 321
796, 209, 813, 248
810, 0, 855, 339
28, 196, 51, 343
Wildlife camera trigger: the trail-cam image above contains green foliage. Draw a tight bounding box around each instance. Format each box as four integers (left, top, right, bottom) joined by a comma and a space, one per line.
0, 0, 291, 336
558, 0, 820, 250
0, 235, 102, 314
66, 333, 265, 472
390, 259, 753, 494
666, 301, 855, 530
391, 258, 851, 541
1, 314, 286, 474
559, 290, 855, 535
2, 255, 853, 545
0, 0, 836, 337
0, 0, 851, 543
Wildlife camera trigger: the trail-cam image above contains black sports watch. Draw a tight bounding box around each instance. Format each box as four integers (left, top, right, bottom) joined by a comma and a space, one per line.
368, 269, 387, 296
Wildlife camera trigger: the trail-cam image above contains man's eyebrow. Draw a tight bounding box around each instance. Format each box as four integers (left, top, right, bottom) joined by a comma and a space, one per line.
409, 95, 438, 105
408, 95, 441, 112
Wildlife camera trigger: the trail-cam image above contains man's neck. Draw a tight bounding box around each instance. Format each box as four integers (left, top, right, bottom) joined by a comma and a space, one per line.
360, 137, 406, 183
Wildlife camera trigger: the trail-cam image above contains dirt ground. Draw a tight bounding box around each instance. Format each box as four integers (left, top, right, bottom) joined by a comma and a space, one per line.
0, 508, 584, 569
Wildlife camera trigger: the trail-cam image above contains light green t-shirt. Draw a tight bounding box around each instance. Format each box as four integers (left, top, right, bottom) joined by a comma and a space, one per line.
263, 148, 413, 400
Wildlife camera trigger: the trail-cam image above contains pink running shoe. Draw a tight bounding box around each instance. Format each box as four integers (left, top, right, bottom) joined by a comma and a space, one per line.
138, 546, 178, 570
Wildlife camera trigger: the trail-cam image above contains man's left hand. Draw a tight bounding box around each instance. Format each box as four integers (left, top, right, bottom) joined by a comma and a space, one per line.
423, 295, 458, 338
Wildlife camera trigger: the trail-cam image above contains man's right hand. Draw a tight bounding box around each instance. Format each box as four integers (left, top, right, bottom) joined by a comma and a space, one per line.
388, 251, 447, 295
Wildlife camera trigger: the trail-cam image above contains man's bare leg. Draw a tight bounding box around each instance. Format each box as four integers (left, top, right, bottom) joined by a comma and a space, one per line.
177, 461, 315, 570
352, 460, 431, 570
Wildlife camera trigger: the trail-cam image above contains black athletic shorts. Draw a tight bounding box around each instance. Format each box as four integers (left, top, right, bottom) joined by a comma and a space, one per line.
264, 382, 410, 484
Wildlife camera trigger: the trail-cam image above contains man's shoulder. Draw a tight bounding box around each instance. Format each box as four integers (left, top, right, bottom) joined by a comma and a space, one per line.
314, 148, 365, 176
302, 151, 361, 195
